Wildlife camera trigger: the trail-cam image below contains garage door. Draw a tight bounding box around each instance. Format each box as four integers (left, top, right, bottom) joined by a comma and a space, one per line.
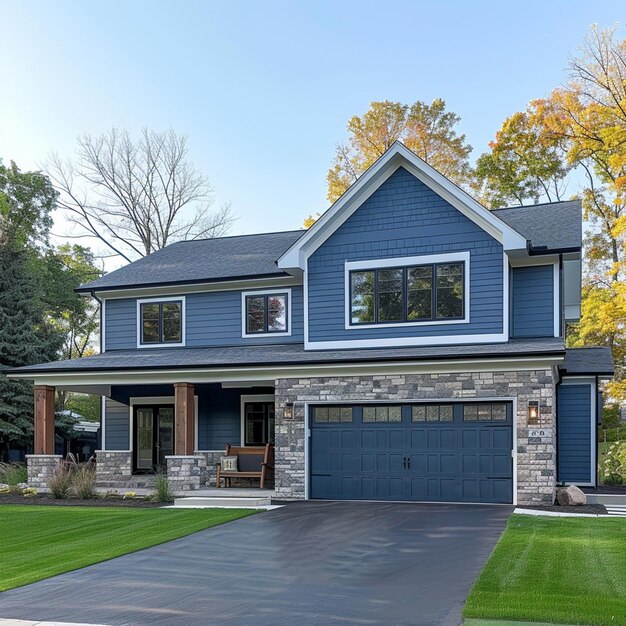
310, 403, 513, 504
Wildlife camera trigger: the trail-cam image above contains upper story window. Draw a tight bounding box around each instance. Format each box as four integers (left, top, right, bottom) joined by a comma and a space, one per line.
242, 290, 291, 337
138, 298, 184, 346
349, 260, 465, 326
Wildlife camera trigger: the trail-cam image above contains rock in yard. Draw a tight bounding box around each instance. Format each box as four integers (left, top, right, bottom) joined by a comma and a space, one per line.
556, 484, 587, 506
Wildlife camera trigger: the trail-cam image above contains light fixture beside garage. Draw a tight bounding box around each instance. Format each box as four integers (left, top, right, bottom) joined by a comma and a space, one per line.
284, 402, 294, 420
528, 401, 539, 425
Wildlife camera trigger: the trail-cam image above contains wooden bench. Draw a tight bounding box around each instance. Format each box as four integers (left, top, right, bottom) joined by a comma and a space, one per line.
216, 443, 274, 488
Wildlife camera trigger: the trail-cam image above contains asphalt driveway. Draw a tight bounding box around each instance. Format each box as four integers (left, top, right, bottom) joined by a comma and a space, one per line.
0, 501, 511, 626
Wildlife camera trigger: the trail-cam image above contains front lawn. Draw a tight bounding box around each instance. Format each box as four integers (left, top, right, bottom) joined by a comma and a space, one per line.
0, 505, 257, 591
464, 514, 626, 626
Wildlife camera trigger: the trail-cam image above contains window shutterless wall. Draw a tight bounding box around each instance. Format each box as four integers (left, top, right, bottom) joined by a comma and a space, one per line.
102, 286, 304, 350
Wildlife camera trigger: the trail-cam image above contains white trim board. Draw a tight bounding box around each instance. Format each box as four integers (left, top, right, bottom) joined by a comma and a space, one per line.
343, 252, 471, 330
240, 289, 292, 339
239, 394, 275, 446
135, 296, 186, 349
278, 142, 527, 271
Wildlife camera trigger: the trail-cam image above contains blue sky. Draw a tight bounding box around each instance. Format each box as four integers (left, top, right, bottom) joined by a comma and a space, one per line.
0, 0, 623, 257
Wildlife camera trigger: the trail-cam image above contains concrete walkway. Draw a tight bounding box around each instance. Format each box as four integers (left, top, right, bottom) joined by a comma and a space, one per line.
0, 502, 511, 626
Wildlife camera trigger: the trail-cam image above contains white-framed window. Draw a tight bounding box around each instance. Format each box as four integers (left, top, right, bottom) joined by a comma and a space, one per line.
136, 296, 186, 348
344, 252, 470, 329
241, 289, 291, 338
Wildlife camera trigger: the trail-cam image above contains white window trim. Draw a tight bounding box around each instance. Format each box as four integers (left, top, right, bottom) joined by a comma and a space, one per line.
136, 296, 186, 349
129, 395, 198, 456
240, 394, 275, 446
343, 252, 471, 330
558, 377, 597, 487
241, 289, 292, 338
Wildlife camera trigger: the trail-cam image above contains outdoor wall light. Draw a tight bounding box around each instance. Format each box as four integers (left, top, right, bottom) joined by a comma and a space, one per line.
284, 402, 294, 419
528, 400, 539, 424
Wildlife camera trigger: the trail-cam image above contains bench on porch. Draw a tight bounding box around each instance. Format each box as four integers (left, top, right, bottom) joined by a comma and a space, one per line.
215, 443, 274, 488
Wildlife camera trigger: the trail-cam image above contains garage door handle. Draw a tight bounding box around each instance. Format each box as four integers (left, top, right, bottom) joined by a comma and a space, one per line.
402, 457, 406, 469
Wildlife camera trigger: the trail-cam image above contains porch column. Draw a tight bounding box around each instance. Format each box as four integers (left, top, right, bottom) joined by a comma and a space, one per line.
174, 382, 195, 455
33, 385, 55, 455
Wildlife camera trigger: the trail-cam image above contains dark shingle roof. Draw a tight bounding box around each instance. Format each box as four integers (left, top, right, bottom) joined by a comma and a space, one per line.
8, 339, 565, 375
77, 230, 305, 293
493, 200, 582, 253
561, 347, 614, 376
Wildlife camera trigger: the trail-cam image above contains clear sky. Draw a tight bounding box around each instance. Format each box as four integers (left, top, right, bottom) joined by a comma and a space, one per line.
0, 0, 624, 260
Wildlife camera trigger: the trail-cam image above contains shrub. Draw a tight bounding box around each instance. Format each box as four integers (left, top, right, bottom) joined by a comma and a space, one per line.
0, 462, 28, 488
49, 464, 73, 499
71, 462, 96, 499
600, 441, 626, 485
22, 487, 37, 497
151, 473, 174, 503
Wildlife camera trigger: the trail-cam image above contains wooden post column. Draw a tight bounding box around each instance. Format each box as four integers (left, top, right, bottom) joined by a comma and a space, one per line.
174, 383, 195, 455
34, 385, 56, 455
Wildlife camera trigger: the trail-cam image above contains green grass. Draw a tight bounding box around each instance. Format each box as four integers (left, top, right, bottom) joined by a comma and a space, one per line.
464, 514, 626, 626
0, 505, 257, 591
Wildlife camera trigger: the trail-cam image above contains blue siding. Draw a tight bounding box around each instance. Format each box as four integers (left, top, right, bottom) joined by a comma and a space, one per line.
106, 384, 274, 452
307, 167, 504, 343
511, 265, 554, 338
104, 398, 130, 450
557, 384, 593, 484
105, 299, 137, 350
103, 287, 303, 351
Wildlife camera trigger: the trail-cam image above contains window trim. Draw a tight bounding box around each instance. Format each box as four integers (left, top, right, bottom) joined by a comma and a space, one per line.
241, 289, 292, 338
136, 296, 186, 348
344, 252, 470, 329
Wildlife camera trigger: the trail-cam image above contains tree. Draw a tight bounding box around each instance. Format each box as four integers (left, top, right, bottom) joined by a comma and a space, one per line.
473, 104, 571, 208
48, 128, 235, 262
326, 99, 473, 203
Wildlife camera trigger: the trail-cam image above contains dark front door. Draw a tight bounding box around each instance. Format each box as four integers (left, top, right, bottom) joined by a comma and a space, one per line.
133, 405, 174, 472
310, 403, 513, 504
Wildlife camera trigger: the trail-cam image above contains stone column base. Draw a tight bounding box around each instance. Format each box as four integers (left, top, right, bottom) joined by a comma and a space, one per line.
166, 455, 205, 491
193, 451, 223, 487
26, 454, 62, 491
95, 450, 132, 488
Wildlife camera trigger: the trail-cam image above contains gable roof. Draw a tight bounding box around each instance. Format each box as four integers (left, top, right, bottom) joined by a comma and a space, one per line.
277, 142, 529, 270
77, 230, 305, 293
493, 200, 582, 253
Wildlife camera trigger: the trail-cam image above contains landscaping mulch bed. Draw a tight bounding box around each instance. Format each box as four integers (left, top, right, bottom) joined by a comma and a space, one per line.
0, 494, 170, 508
518, 503, 608, 515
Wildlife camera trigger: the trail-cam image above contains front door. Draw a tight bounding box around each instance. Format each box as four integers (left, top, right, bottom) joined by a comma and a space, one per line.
133, 405, 174, 472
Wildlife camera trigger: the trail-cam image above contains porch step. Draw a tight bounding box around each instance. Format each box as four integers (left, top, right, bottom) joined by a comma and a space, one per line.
606, 505, 626, 517
585, 493, 626, 506
173, 496, 272, 508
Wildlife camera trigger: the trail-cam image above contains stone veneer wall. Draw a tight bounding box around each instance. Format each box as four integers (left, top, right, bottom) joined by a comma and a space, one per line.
95, 450, 132, 487
26, 455, 62, 491
274, 369, 556, 505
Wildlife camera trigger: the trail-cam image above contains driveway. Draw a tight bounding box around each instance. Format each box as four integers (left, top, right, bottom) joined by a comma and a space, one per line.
0, 502, 511, 626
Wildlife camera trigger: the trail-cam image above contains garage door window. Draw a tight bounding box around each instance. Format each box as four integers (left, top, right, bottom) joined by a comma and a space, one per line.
363, 405, 402, 422
412, 404, 454, 422
463, 403, 507, 421
315, 406, 353, 423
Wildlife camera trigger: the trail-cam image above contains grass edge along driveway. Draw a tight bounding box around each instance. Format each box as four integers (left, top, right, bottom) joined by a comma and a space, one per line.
0, 505, 257, 591
464, 513, 626, 626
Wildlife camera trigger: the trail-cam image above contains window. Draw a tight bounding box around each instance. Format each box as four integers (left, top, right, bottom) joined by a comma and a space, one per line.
363, 405, 402, 423
244, 292, 289, 335
244, 402, 275, 445
139, 300, 183, 345
463, 403, 508, 421
349, 261, 464, 325
412, 404, 454, 422
315, 406, 353, 423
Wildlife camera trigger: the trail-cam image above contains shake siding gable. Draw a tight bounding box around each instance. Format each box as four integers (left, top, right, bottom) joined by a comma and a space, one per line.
307, 167, 504, 343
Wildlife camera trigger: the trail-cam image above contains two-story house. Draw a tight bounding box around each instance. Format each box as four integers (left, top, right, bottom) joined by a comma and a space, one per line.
9, 143, 614, 505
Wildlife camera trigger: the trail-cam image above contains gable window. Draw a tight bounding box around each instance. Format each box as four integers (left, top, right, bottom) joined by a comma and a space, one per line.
139, 299, 183, 345
349, 260, 465, 326
243, 291, 290, 336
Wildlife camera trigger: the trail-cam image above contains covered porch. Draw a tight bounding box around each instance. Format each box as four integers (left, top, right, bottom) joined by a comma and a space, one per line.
26, 379, 278, 492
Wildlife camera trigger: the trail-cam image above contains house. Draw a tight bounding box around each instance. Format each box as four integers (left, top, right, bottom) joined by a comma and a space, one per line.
8, 143, 614, 504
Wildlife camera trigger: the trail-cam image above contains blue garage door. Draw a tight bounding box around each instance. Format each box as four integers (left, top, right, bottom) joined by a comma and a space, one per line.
310, 403, 513, 504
